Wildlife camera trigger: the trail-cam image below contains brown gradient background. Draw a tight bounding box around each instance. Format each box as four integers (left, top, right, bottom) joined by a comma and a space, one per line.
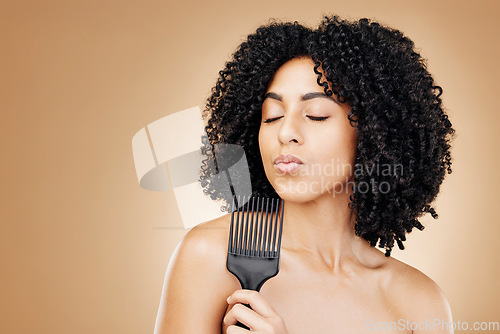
1, 0, 499, 333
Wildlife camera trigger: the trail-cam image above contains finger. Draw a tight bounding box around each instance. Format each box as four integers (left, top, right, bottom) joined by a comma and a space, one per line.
224, 302, 264, 328
227, 289, 277, 318
226, 324, 249, 334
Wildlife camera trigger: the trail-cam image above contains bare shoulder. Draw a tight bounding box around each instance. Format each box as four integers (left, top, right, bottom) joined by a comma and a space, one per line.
382, 257, 454, 333
154, 214, 240, 334
173, 213, 238, 288
182, 213, 232, 255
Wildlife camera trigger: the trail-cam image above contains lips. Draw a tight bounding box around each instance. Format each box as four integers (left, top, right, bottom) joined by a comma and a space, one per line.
274, 153, 303, 165
273, 154, 304, 174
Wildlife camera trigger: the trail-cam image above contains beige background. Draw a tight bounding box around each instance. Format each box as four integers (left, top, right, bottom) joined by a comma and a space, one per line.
1, 0, 499, 333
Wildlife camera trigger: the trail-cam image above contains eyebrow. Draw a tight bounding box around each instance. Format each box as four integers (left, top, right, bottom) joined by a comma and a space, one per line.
264, 91, 339, 104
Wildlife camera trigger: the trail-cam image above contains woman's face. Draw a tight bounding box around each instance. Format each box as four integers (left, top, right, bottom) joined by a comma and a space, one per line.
258, 57, 358, 202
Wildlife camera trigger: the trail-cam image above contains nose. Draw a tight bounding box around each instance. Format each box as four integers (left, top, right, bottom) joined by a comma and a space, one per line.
277, 113, 303, 145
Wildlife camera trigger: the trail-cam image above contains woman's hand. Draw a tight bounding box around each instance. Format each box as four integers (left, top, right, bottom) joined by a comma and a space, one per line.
224, 289, 288, 333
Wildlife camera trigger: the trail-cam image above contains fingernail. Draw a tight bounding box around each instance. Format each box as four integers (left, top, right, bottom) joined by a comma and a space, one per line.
226, 296, 230, 303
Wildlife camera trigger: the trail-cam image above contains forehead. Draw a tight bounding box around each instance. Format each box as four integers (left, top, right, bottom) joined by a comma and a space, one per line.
266, 57, 332, 93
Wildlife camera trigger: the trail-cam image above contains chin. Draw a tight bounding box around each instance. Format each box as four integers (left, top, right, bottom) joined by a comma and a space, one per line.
273, 192, 316, 204
270, 176, 353, 203
271, 180, 328, 203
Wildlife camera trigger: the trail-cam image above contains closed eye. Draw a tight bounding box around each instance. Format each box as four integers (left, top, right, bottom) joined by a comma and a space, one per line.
263, 116, 283, 123
307, 116, 329, 121
263, 116, 329, 123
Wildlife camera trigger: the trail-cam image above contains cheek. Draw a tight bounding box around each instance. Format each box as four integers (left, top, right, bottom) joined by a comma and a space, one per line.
258, 128, 264, 153
258, 127, 268, 160
258, 124, 271, 143
317, 126, 357, 163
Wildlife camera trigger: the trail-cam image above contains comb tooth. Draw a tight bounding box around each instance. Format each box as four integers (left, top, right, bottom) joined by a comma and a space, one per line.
234, 196, 245, 254
243, 197, 251, 256
232, 195, 238, 253
261, 198, 270, 257
271, 198, 277, 256
236, 195, 243, 253
229, 196, 235, 254
276, 198, 285, 257
272, 198, 283, 257
271, 198, 280, 256
256, 198, 265, 257
247, 198, 252, 256
250, 197, 260, 256
266, 198, 275, 257
253, 197, 259, 256
239, 196, 246, 255
248, 197, 255, 256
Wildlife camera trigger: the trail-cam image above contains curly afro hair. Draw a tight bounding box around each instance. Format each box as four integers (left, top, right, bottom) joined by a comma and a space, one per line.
199, 15, 456, 257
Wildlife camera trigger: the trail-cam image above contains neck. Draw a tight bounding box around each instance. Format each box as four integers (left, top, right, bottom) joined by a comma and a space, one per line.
280, 188, 372, 273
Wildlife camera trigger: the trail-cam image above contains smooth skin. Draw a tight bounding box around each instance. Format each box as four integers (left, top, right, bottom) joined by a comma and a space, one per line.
154, 57, 454, 334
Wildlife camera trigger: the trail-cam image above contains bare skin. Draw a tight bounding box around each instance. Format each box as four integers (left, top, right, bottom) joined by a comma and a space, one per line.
154, 57, 453, 334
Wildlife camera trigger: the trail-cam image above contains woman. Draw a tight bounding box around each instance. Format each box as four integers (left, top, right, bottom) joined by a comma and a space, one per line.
154, 15, 456, 333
